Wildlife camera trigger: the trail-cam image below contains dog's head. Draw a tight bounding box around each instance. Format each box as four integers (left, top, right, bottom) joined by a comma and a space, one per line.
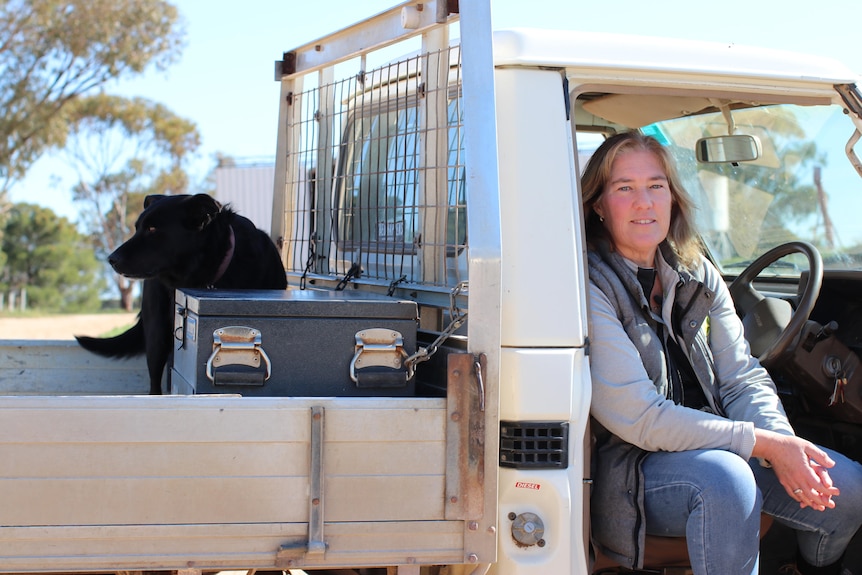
108, 193, 226, 281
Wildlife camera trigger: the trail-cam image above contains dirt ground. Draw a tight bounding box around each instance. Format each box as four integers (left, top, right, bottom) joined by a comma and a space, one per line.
0, 313, 138, 340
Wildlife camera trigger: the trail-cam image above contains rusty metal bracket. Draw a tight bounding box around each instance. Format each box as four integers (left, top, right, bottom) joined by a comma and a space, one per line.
445, 353, 486, 520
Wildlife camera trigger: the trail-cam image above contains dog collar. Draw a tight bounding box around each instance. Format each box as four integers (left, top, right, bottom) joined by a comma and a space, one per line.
209, 225, 235, 288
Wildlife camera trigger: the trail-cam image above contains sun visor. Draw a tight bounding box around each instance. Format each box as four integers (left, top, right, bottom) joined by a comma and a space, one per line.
582, 94, 716, 128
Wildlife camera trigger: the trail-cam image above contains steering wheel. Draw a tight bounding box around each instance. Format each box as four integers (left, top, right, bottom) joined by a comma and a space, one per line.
728, 241, 823, 369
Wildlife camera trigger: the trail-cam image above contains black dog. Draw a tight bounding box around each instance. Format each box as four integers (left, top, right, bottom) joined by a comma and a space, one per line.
76, 193, 287, 394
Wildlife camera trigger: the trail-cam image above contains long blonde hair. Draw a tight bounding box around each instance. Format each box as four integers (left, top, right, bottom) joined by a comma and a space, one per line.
581, 131, 703, 268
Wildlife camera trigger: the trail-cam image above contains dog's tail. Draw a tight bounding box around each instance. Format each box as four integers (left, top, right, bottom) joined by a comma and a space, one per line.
75, 315, 146, 358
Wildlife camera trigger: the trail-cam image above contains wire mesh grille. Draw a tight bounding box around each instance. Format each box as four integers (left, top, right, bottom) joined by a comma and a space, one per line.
283, 46, 466, 289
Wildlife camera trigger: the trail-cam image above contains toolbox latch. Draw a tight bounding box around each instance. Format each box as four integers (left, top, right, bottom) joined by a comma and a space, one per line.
349, 328, 410, 388
206, 326, 272, 385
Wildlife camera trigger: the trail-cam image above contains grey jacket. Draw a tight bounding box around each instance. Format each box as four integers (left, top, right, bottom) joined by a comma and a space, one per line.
587, 241, 794, 569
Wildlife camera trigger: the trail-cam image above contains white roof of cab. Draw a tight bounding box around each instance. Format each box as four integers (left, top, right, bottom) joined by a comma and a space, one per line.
492, 28, 859, 86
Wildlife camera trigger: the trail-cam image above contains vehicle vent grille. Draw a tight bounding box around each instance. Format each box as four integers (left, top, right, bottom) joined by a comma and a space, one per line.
499, 421, 569, 469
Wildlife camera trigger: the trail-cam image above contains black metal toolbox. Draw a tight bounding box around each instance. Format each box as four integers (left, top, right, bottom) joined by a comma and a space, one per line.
170, 288, 419, 397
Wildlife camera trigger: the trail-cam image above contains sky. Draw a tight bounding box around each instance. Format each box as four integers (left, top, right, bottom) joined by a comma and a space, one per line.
9, 0, 862, 223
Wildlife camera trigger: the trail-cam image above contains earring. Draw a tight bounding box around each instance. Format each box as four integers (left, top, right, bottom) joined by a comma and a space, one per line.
599, 215, 604, 222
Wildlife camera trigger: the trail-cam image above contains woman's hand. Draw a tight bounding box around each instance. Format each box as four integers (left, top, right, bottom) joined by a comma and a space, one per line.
752, 428, 839, 511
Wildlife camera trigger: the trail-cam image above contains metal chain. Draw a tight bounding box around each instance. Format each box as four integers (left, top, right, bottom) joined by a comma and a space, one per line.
335, 262, 362, 291
387, 274, 407, 296
404, 281, 468, 379
300, 233, 316, 290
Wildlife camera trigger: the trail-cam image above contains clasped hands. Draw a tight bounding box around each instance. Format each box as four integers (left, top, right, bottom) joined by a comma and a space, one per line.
753, 428, 839, 511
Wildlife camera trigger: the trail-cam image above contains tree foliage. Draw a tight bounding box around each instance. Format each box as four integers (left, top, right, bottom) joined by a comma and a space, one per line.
705, 138, 825, 249
1, 203, 104, 311
666, 106, 828, 260
0, 0, 185, 194
64, 93, 200, 310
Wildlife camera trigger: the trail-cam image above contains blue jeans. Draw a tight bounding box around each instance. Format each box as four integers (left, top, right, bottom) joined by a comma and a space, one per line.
642, 447, 862, 575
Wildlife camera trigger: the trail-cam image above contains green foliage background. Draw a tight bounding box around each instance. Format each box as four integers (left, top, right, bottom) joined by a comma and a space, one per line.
0, 0, 198, 313
1, 203, 105, 312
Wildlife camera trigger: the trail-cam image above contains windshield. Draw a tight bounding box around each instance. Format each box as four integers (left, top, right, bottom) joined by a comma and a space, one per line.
642, 103, 862, 275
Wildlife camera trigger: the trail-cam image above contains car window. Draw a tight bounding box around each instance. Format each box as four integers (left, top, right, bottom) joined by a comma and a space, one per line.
333, 93, 466, 287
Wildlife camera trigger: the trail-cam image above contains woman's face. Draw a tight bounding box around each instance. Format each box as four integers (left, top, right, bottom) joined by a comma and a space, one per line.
594, 149, 673, 268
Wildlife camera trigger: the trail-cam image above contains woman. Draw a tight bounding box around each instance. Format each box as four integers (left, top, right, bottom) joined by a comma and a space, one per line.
583, 131, 862, 574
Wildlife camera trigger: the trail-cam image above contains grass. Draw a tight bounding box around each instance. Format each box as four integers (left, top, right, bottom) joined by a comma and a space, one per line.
0, 309, 135, 318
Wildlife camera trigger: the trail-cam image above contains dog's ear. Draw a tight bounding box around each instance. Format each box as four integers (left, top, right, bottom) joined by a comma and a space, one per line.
143, 194, 167, 209
186, 194, 222, 230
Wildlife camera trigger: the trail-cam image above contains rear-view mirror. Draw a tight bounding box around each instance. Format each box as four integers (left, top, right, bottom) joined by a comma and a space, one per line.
696, 134, 762, 163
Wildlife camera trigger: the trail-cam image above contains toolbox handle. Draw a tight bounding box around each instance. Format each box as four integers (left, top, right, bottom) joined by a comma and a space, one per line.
206, 326, 272, 384
349, 328, 409, 388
